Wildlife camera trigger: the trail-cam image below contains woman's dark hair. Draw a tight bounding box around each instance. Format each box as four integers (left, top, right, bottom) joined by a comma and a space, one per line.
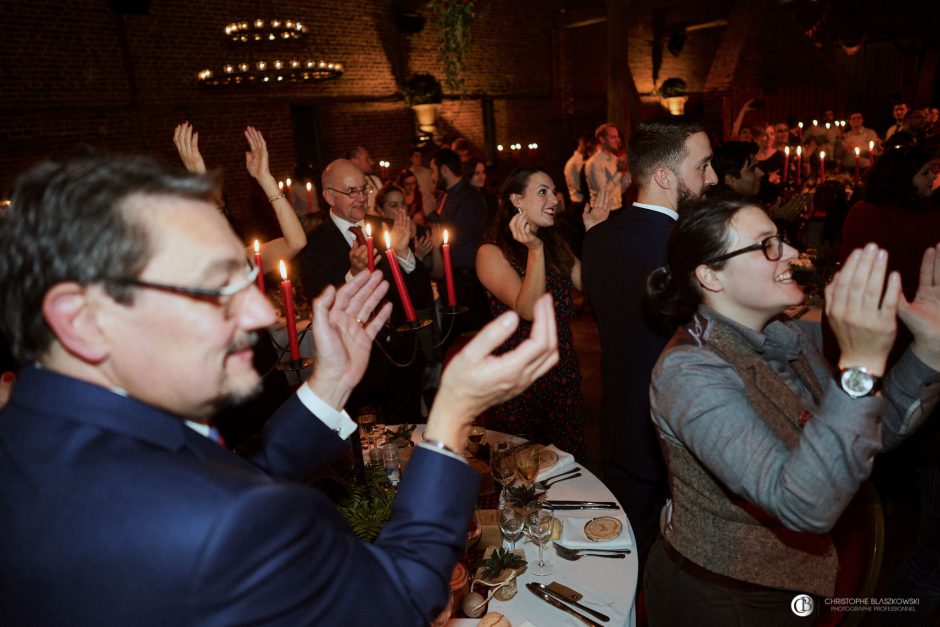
485, 167, 574, 276
374, 183, 405, 213
865, 145, 931, 210
647, 198, 750, 322
395, 168, 417, 187
462, 156, 485, 185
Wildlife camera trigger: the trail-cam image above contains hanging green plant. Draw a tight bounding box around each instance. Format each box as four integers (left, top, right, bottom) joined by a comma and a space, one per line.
427, 0, 476, 93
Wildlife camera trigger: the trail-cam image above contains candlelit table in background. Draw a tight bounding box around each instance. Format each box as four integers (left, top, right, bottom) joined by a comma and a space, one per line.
406, 427, 639, 627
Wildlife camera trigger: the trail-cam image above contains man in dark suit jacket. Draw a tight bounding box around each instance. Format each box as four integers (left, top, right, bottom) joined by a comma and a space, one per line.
0, 154, 560, 625
582, 117, 717, 565
296, 158, 432, 423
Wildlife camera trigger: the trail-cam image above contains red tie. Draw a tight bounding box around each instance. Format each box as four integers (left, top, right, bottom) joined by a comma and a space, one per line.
435, 192, 448, 216
348, 225, 367, 248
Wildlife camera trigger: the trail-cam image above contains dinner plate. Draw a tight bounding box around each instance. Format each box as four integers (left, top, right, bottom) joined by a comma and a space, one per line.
537, 447, 558, 470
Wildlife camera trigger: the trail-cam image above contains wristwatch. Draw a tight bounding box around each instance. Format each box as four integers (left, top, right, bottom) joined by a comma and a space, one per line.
838, 367, 883, 399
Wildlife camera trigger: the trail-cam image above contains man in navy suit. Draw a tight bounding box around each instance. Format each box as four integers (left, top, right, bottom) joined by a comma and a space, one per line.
295, 158, 432, 422
0, 154, 560, 625
581, 117, 717, 566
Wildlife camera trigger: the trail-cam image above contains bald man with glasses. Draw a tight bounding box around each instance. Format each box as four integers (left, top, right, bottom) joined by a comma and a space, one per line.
295, 159, 433, 423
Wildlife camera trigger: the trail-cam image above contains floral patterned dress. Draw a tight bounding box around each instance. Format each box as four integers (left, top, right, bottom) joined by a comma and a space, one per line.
483, 254, 585, 460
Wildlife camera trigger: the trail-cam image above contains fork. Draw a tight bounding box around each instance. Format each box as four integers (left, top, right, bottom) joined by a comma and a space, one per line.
533, 467, 581, 490
553, 543, 628, 559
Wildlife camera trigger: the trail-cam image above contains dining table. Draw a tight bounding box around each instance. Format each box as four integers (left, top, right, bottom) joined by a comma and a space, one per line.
395, 426, 639, 627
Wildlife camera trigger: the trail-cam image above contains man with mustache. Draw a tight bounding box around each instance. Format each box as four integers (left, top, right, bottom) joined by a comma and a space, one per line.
0, 154, 560, 625
582, 116, 717, 568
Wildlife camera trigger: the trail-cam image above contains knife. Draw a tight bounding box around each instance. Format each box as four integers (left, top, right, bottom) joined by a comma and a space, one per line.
548, 504, 621, 511
546, 500, 619, 507
531, 582, 611, 622
527, 583, 603, 627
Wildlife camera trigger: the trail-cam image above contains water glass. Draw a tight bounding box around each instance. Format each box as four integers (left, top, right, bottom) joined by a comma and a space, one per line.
491, 441, 516, 489
498, 499, 525, 554
526, 501, 554, 576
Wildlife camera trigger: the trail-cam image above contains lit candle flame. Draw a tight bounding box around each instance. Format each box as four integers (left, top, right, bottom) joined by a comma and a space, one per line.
366, 223, 372, 237
254, 239, 260, 253
278, 180, 284, 190
443, 229, 449, 245
813, 119, 818, 126
784, 146, 790, 156
869, 140, 875, 151
285, 177, 292, 187
820, 151, 826, 160
825, 122, 831, 130
798, 122, 804, 129
306, 181, 312, 191
279, 260, 287, 280
384, 230, 391, 250
797, 146, 802, 156
854, 146, 860, 156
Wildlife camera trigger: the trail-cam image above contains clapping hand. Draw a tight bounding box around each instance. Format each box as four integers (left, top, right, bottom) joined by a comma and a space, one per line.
825, 243, 901, 376
425, 294, 560, 451
898, 244, 940, 370
389, 207, 412, 258
415, 230, 434, 260
509, 212, 542, 250
584, 184, 613, 231
306, 270, 392, 410
173, 122, 207, 174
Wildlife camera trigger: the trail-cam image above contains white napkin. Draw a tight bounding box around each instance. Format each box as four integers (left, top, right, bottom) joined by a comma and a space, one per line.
557, 514, 633, 550
534, 444, 576, 480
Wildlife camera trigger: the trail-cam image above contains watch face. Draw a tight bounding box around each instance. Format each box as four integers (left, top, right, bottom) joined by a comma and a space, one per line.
841, 368, 875, 397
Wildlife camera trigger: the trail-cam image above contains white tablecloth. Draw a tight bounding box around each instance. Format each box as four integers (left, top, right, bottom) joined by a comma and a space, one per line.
410, 427, 638, 627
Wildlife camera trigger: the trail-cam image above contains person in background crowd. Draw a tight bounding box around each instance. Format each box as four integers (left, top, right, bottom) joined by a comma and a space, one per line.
463, 156, 499, 227
347, 145, 383, 212
840, 112, 880, 170
409, 147, 436, 222
395, 168, 425, 224
886, 100, 910, 140
585, 122, 630, 211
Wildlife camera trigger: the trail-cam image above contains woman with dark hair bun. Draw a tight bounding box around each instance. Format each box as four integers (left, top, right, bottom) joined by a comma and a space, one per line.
475, 167, 586, 458
643, 198, 940, 625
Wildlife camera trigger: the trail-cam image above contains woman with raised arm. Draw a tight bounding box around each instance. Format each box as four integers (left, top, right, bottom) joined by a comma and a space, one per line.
172, 122, 306, 273
642, 197, 940, 626
475, 167, 606, 459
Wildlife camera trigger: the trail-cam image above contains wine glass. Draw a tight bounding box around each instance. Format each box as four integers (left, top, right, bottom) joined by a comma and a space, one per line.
526, 501, 554, 576
514, 445, 539, 488
491, 442, 516, 493
498, 499, 525, 555
466, 425, 486, 456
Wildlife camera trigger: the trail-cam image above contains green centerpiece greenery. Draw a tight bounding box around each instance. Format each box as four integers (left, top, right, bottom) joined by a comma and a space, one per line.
336, 463, 395, 542
478, 547, 527, 580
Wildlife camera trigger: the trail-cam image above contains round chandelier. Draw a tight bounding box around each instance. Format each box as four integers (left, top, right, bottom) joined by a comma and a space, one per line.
197, 15, 344, 86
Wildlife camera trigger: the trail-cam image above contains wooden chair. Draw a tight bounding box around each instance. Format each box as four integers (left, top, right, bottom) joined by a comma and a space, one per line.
819, 481, 885, 626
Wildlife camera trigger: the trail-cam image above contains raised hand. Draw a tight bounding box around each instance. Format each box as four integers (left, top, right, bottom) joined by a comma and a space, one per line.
305, 270, 392, 410
584, 184, 613, 231
348, 243, 370, 275
825, 243, 901, 376
424, 293, 559, 451
509, 212, 542, 250
244, 126, 271, 182
173, 122, 207, 174
414, 230, 434, 260
898, 244, 940, 370
389, 207, 412, 257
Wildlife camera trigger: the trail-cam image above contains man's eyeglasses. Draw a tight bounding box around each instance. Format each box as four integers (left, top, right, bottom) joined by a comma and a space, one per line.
109, 263, 259, 317
327, 184, 374, 199
703, 235, 787, 265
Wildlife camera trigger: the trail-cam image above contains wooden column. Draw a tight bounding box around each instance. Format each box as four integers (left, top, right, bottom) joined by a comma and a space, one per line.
606, 0, 641, 135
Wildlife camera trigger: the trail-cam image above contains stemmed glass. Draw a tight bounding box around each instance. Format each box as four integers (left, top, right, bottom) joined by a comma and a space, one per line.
491, 442, 517, 497
514, 445, 540, 488
526, 501, 554, 576
498, 499, 525, 555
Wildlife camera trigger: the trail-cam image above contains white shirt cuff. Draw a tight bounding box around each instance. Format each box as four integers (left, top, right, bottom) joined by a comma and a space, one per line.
296, 383, 358, 439
398, 248, 416, 273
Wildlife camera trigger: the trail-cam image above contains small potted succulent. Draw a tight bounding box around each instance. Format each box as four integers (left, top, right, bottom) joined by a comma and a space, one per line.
474, 547, 527, 601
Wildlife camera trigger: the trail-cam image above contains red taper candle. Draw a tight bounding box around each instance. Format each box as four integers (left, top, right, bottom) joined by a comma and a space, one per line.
366, 223, 375, 272
253, 240, 265, 295
442, 228, 456, 307
384, 231, 417, 322
279, 260, 301, 361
